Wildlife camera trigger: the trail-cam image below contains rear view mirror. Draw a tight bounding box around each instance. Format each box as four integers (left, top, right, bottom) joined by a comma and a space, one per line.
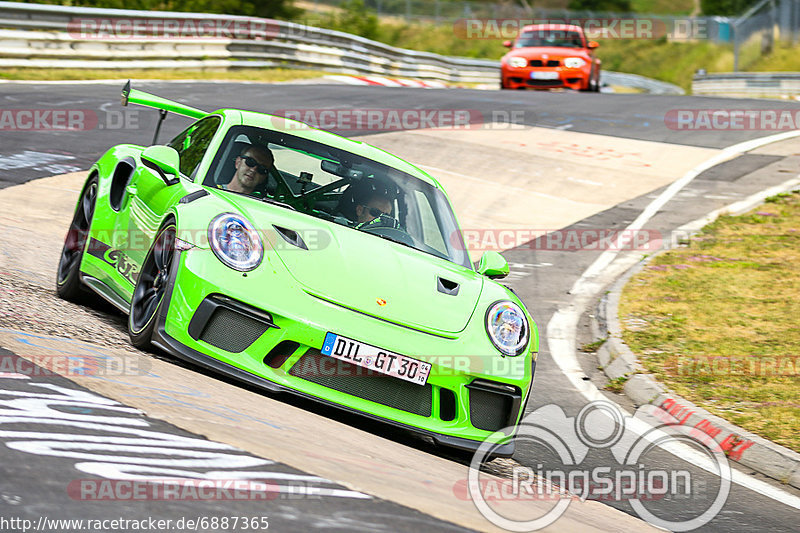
588, 41, 599, 49
503, 40, 513, 48
321, 159, 363, 180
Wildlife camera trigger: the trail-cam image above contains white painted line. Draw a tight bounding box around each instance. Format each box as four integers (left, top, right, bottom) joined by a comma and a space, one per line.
547, 128, 800, 509
570, 129, 800, 296
0, 373, 30, 379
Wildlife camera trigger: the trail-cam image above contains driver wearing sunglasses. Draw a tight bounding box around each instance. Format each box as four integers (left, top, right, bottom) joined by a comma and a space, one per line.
355, 189, 393, 225
224, 145, 274, 195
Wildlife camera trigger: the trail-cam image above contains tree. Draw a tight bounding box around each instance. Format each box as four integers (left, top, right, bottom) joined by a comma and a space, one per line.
321, 0, 380, 41
700, 0, 759, 16
567, 0, 633, 12
9, 0, 302, 19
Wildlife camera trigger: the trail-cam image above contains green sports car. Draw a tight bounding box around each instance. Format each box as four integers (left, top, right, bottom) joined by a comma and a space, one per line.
56, 82, 538, 456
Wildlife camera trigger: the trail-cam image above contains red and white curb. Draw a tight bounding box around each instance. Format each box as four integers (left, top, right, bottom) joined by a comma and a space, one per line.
324, 75, 447, 88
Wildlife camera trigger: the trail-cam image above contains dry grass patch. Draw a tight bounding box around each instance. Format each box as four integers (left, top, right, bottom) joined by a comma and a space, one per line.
620, 192, 800, 451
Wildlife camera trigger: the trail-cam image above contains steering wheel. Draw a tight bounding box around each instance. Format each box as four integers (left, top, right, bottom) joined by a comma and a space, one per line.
357, 214, 415, 247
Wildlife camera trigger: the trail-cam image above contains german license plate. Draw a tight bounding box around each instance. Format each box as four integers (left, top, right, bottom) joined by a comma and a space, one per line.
530, 71, 560, 80
320, 332, 431, 386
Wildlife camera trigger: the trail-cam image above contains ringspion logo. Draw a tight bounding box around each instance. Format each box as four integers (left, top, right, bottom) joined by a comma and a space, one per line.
463, 401, 731, 531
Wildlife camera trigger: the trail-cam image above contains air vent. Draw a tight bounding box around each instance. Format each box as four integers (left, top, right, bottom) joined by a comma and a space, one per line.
188, 294, 278, 353
109, 158, 135, 211
437, 277, 459, 296
290, 350, 432, 416
466, 380, 522, 433
439, 388, 457, 421
264, 340, 300, 369
274, 225, 308, 250
179, 189, 209, 204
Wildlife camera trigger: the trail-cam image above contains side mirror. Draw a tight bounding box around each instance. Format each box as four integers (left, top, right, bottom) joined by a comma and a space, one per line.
587, 41, 599, 49
141, 145, 180, 185
503, 40, 513, 48
477, 251, 509, 279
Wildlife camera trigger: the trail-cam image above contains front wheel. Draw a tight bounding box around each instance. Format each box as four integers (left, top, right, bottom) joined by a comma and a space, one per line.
128, 222, 176, 350
56, 176, 97, 302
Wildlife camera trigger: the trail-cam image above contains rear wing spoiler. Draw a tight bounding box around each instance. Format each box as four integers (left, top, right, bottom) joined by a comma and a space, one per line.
121, 80, 206, 119
121, 80, 207, 144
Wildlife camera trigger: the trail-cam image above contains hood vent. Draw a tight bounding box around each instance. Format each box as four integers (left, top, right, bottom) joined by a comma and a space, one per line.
274, 225, 308, 250
437, 276, 460, 296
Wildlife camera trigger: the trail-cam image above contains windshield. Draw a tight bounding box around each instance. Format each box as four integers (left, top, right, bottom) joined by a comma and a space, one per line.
203, 125, 471, 269
516, 30, 584, 48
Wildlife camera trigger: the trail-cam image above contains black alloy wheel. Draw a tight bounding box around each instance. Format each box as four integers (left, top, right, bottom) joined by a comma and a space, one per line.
56, 176, 98, 301
128, 222, 176, 349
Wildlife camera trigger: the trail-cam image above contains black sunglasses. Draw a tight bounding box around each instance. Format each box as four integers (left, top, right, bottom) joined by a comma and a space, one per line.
364, 206, 390, 218
241, 155, 270, 175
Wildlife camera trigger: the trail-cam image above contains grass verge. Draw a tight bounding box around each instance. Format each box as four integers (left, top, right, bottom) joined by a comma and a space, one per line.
619, 192, 800, 451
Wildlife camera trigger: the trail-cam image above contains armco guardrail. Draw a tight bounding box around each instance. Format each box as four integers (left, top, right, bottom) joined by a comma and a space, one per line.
693, 72, 800, 98
0, 1, 681, 92
603, 71, 684, 95
0, 1, 498, 84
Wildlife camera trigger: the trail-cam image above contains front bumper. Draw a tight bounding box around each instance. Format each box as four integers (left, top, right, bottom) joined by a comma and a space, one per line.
502, 67, 589, 90
153, 247, 536, 456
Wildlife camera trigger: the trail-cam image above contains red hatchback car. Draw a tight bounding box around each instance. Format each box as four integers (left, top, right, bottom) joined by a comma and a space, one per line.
501, 24, 601, 91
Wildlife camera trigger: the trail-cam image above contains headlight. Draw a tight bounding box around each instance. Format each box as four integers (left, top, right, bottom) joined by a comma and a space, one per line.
208, 213, 263, 271
563, 57, 586, 69
485, 301, 529, 356
508, 57, 528, 68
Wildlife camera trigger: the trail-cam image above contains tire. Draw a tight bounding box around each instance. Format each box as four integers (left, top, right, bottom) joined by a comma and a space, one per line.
56, 176, 98, 302
128, 221, 176, 350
